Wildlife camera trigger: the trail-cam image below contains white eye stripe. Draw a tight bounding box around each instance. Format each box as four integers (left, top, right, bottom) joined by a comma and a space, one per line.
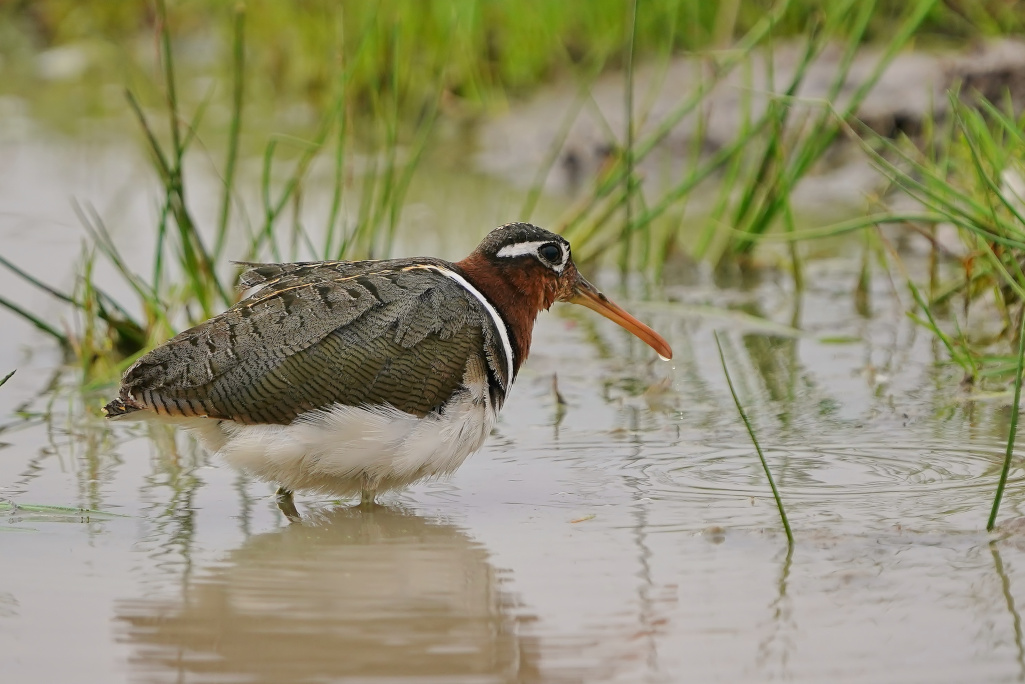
496, 240, 568, 272
496, 241, 551, 258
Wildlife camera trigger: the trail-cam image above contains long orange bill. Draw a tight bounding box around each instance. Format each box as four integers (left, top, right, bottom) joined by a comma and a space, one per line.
568, 275, 673, 360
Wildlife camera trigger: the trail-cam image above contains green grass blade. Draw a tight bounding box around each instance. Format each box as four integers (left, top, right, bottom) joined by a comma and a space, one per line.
0, 254, 79, 307
214, 3, 246, 261
0, 501, 130, 520
156, 0, 183, 164
519, 74, 596, 222
324, 99, 349, 259
124, 89, 172, 185
906, 278, 976, 375
620, 0, 639, 272
988, 307, 1025, 531
0, 295, 69, 348
714, 332, 793, 545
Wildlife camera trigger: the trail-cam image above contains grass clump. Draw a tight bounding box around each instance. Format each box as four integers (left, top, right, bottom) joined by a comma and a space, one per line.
0, 0, 436, 380
6, 0, 1017, 120
552, 0, 939, 275
849, 93, 1025, 381
837, 92, 1025, 529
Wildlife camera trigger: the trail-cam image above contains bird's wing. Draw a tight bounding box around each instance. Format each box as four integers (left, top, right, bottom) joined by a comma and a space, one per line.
111, 259, 508, 424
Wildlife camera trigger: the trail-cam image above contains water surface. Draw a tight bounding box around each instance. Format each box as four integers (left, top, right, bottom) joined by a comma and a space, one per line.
2, 130, 1025, 684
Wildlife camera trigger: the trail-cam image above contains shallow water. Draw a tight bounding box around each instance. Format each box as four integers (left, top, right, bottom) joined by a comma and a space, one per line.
3, 131, 1025, 684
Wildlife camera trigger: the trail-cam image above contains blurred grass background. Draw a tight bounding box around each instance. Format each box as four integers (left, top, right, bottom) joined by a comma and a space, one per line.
1, 0, 1021, 123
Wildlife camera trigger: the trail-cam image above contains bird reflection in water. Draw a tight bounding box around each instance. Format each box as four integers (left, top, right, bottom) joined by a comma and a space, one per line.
116, 506, 543, 683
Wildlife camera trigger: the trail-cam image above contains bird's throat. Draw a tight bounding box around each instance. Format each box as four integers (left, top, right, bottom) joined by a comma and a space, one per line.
454, 254, 545, 374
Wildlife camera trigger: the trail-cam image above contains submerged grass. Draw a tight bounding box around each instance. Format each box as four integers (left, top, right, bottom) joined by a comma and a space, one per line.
0, 500, 128, 523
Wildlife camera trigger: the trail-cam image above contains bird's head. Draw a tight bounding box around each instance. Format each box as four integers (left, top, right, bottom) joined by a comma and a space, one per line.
459, 223, 672, 361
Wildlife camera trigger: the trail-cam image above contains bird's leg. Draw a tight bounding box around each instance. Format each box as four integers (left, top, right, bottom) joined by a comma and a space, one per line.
275, 486, 301, 522
356, 472, 379, 509
359, 487, 378, 509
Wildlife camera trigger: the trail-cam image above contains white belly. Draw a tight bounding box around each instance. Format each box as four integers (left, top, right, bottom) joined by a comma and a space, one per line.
184, 392, 496, 497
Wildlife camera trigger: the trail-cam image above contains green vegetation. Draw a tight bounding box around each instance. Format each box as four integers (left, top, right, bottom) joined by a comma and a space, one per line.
556, 0, 938, 273
0, 500, 127, 524
841, 91, 1025, 530
1, 0, 437, 379
860, 95, 1025, 373
4, 0, 1018, 118
988, 308, 1025, 531
715, 333, 793, 545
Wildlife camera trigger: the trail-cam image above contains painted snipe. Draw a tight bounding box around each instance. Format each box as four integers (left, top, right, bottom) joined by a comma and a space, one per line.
105, 223, 672, 512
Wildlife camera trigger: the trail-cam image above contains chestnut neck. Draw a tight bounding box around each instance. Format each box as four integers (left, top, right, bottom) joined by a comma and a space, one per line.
455, 252, 558, 376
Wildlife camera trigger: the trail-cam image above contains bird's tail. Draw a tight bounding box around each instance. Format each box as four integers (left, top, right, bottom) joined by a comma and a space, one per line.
103, 397, 143, 420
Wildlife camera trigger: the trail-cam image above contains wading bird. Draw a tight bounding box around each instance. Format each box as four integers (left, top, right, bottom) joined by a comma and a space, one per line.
105, 223, 672, 514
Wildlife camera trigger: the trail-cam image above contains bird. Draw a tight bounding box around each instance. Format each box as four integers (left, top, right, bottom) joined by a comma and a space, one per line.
104, 222, 672, 514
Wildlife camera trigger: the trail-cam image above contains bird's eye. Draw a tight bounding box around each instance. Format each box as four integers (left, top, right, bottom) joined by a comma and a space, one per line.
538, 243, 562, 263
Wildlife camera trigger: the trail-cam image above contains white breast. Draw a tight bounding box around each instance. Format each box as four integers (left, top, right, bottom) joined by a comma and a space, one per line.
174, 353, 498, 499
138, 325, 502, 499
196, 391, 494, 497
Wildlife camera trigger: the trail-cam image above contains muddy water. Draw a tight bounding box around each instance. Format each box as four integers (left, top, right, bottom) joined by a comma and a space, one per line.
3, 134, 1025, 684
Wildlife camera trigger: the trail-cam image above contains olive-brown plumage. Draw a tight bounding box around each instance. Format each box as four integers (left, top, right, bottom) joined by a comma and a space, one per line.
108, 259, 507, 424
105, 223, 672, 507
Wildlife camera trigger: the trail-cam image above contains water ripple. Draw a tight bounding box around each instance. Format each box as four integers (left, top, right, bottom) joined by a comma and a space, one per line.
516, 428, 1024, 531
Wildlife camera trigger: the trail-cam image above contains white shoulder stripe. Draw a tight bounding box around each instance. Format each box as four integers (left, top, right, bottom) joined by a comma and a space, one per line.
423, 265, 516, 390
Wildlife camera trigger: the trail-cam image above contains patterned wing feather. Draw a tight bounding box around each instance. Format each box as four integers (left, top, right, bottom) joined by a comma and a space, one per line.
112, 260, 499, 424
